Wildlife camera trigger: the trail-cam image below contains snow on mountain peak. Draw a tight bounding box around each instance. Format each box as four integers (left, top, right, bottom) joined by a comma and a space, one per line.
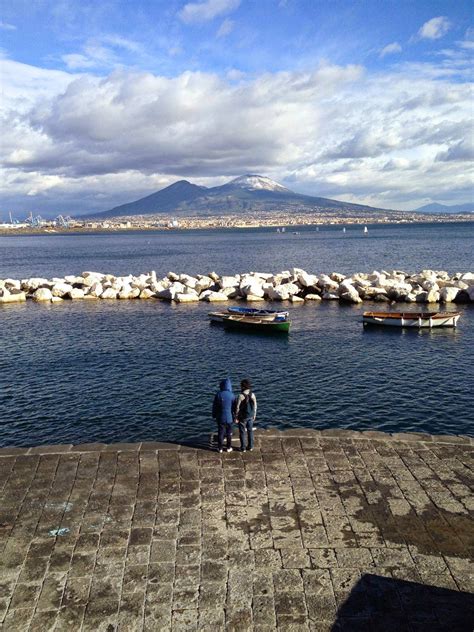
229, 174, 290, 192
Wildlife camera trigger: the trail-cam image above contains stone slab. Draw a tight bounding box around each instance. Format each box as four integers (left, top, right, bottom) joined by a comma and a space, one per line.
0, 429, 472, 631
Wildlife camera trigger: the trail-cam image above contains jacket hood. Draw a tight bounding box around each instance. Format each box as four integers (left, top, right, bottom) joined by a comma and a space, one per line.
220, 378, 232, 391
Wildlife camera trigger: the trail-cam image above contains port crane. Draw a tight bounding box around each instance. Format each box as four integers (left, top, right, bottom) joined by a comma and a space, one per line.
27, 212, 43, 227
55, 215, 72, 228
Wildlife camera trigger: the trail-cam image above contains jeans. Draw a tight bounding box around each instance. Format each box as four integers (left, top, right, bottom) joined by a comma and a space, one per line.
238, 418, 254, 451
218, 421, 233, 450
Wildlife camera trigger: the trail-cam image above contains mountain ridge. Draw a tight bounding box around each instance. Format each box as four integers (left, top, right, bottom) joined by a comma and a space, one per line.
85, 174, 394, 219
413, 202, 474, 214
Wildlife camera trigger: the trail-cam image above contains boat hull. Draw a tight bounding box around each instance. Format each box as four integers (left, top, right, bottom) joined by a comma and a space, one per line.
227, 307, 289, 321
362, 311, 461, 328
209, 312, 290, 332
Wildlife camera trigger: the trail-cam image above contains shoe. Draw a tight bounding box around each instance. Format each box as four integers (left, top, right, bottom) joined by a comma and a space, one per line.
247, 447, 253, 452
226, 447, 233, 452
218, 449, 223, 453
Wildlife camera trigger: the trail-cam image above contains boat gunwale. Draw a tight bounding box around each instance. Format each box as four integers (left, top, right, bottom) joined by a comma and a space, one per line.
362, 311, 461, 320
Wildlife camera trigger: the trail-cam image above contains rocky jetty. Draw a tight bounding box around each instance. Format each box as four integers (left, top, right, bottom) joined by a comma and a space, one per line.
1, 269, 474, 304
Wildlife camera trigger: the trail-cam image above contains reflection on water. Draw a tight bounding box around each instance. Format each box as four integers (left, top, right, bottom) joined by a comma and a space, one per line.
0, 299, 472, 447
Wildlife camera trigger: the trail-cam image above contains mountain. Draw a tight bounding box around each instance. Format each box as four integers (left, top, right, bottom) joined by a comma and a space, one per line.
93, 180, 206, 218
87, 174, 394, 218
413, 202, 474, 214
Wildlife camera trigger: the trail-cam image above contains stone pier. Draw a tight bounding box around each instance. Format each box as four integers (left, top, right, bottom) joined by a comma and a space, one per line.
0, 429, 473, 631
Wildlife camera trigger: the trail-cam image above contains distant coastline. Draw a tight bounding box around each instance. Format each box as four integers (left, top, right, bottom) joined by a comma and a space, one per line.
1, 214, 473, 236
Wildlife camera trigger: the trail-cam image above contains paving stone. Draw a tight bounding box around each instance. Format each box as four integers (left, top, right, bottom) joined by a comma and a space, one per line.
0, 430, 471, 631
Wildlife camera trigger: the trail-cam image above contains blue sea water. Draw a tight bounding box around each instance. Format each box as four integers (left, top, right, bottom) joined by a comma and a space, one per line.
1, 222, 473, 447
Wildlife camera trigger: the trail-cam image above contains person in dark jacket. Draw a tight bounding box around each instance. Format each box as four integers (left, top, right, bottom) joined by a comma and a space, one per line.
235, 378, 257, 452
212, 378, 236, 453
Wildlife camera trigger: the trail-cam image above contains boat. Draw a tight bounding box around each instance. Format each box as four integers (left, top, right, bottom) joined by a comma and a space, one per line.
342, 227, 346, 233
227, 306, 289, 320
363, 226, 368, 233
362, 311, 461, 328
209, 312, 291, 332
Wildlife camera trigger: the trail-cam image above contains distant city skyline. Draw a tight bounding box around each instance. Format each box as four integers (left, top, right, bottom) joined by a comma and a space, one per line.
1, 0, 472, 218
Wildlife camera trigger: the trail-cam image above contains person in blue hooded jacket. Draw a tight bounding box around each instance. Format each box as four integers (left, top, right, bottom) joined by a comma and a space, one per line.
212, 378, 236, 453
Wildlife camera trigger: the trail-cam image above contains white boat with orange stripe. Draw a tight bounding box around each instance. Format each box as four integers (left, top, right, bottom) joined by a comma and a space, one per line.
362, 311, 461, 328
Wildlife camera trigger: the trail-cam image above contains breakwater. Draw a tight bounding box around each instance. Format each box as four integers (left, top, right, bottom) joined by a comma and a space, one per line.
1, 268, 474, 305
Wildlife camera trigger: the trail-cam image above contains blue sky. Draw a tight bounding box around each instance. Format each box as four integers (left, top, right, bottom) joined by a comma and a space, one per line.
1, 0, 473, 217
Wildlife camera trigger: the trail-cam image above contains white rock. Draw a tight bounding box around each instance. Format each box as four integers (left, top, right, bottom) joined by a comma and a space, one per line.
33, 288, 53, 302
0, 291, 26, 303
51, 282, 73, 297
290, 295, 304, 303
101, 288, 118, 299
439, 287, 459, 303
157, 282, 186, 300
339, 284, 362, 303
241, 282, 264, 298
175, 293, 199, 302
420, 280, 439, 292
321, 292, 339, 300
416, 290, 440, 303
220, 275, 240, 289
167, 271, 179, 281
183, 287, 199, 296
297, 272, 319, 287
150, 281, 168, 293
202, 291, 229, 302
246, 294, 265, 302
330, 272, 345, 283
50, 296, 63, 303
195, 276, 214, 293
118, 286, 134, 299
88, 283, 103, 298
130, 275, 150, 290
304, 294, 322, 301
82, 274, 104, 287
467, 286, 474, 301
219, 287, 239, 298
280, 282, 300, 296
208, 272, 220, 282
318, 275, 339, 292
179, 274, 198, 289
139, 288, 156, 299
4, 279, 21, 290
266, 286, 289, 300
22, 278, 49, 291
69, 288, 85, 299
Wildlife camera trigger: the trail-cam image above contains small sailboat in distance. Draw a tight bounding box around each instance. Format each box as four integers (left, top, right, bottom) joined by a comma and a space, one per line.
363, 226, 368, 233
342, 227, 346, 233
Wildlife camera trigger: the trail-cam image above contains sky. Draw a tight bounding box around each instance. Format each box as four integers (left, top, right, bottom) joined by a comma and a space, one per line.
0, 0, 473, 218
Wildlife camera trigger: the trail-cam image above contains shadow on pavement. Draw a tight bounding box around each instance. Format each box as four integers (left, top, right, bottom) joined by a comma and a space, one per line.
333, 573, 474, 631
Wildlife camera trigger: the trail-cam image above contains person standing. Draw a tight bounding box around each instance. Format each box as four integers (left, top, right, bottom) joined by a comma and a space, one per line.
235, 379, 257, 452
212, 378, 236, 453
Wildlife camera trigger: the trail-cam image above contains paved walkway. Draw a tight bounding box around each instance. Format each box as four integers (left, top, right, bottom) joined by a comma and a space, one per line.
0, 429, 473, 631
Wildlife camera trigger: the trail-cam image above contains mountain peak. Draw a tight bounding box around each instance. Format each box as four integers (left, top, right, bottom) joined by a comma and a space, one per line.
228, 174, 290, 193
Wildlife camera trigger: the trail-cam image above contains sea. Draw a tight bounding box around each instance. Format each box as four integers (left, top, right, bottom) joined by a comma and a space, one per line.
1, 221, 473, 448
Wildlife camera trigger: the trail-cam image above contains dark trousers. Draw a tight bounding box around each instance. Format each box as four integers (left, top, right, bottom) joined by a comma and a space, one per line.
218, 422, 233, 450
238, 418, 254, 451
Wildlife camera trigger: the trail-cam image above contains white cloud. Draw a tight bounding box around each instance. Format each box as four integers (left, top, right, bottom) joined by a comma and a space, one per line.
0, 21, 16, 30
216, 18, 234, 38
379, 42, 402, 58
61, 34, 144, 70
1, 47, 472, 214
178, 0, 240, 24
62, 53, 97, 70
418, 16, 451, 40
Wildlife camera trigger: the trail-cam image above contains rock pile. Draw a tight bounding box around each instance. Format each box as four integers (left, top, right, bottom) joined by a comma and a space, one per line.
1, 269, 474, 304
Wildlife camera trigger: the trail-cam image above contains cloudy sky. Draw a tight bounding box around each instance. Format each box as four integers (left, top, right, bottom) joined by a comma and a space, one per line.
0, 0, 472, 218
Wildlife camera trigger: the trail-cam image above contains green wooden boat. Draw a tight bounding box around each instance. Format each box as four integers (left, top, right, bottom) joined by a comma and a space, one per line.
209, 311, 291, 333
